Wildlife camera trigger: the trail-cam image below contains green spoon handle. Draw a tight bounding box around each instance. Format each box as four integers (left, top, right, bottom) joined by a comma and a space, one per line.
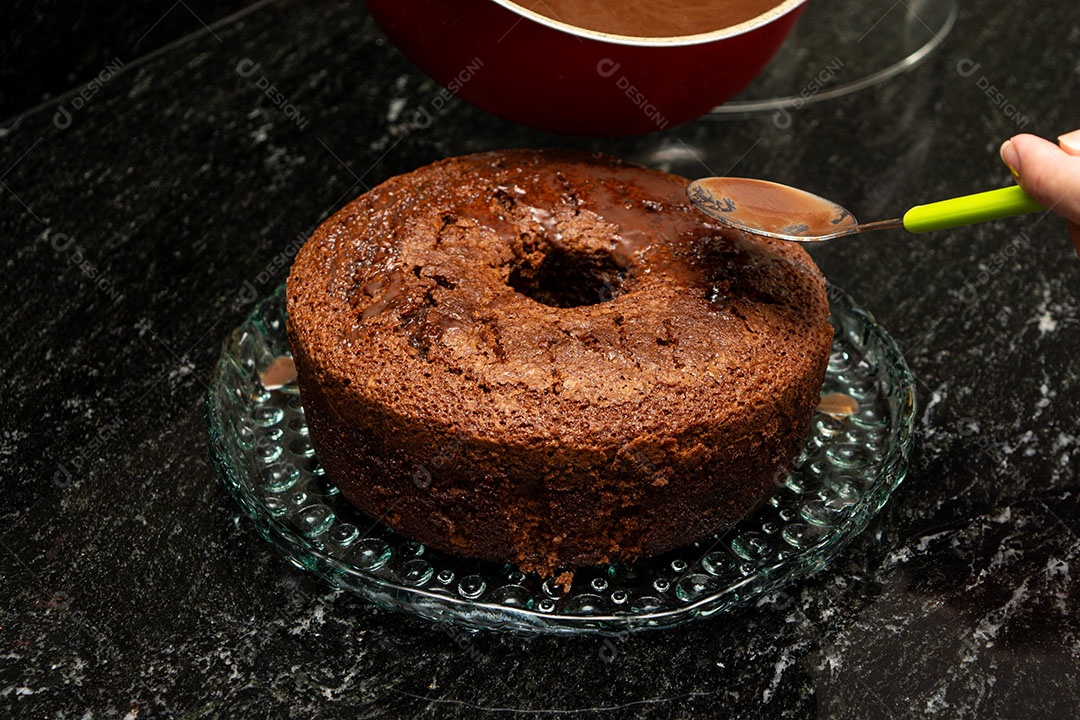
902, 185, 1045, 233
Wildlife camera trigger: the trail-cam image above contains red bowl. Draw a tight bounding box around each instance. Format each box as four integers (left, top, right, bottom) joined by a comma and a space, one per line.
363, 0, 807, 135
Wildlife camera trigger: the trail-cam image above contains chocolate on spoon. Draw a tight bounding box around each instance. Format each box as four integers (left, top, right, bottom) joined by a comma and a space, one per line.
687, 177, 1044, 243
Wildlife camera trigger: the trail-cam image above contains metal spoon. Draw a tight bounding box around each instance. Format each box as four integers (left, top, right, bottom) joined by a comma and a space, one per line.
686, 177, 1045, 243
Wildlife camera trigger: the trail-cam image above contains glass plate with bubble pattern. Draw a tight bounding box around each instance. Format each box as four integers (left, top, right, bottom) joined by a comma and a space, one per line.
207, 283, 916, 635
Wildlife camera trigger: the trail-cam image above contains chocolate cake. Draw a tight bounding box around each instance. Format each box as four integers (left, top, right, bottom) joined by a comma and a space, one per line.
285, 149, 833, 575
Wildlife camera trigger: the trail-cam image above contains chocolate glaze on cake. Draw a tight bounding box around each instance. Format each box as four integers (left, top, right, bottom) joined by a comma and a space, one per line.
286, 150, 833, 575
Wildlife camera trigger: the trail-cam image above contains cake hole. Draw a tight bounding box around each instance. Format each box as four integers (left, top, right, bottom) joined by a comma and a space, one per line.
507, 249, 627, 308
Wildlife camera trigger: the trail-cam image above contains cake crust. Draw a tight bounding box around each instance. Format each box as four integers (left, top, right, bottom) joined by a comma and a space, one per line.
286, 149, 833, 574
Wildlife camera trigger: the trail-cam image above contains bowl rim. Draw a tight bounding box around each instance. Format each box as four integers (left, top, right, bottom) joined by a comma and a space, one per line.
493, 0, 808, 47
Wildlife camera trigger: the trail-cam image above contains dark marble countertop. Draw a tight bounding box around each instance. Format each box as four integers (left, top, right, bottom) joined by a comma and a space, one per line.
3, 0, 1079, 717
1, 0, 259, 119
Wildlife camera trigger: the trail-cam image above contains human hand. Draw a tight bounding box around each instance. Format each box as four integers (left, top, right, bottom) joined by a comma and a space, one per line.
1000, 130, 1080, 256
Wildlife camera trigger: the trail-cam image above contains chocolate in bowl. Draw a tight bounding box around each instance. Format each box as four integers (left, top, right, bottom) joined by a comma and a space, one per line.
361, 0, 807, 134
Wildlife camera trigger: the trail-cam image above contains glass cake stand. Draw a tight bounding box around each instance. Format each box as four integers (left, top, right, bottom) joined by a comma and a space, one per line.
710, 0, 959, 118
206, 284, 916, 635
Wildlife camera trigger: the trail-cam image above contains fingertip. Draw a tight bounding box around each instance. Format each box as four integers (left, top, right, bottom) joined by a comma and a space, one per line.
1001, 134, 1056, 181
1000, 139, 1020, 178
999, 135, 1080, 238
1059, 129, 1080, 155
1008, 133, 1058, 154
